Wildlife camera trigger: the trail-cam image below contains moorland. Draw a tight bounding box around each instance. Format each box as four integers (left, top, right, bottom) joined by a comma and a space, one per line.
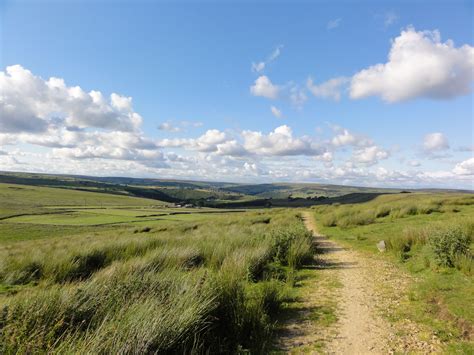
0, 171, 472, 353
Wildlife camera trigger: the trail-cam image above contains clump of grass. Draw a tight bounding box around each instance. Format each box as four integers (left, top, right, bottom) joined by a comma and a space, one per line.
375, 205, 391, 218
271, 223, 313, 269
250, 216, 271, 224
1, 259, 43, 284
387, 227, 429, 261
134, 226, 152, 233
452, 253, 473, 276
337, 210, 375, 228
321, 213, 337, 227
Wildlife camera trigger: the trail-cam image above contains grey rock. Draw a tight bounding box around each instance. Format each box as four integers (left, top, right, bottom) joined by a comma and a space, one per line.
377, 240, 386, 252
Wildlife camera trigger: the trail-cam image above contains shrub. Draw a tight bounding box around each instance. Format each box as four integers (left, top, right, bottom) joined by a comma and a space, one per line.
429, 226, 471, 267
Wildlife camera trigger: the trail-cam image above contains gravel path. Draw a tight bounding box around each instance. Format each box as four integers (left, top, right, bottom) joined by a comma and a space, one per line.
277, 212, 442, 354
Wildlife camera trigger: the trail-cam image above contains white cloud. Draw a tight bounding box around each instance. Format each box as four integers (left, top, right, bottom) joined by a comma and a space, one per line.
350, 27, 474, 102
2, 65, 470, 188
0, 65, 143, 133
316, 151, 334, 163
242, 125, 323, 156
216, 140, 247, 156
453, 158, 474, 176
250, 75, 280, 99
331, 128, 372, 147
307, 77, 349, 101
327, 18, 341, 30
159, 129, 228, 153
423, 132, 449, 152
270, 106, 282, 118
352, 145, 390, 165
251, 45, 283, 73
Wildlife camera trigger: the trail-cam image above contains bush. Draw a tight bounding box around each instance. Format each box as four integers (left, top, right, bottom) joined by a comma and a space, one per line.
429, 226, 471, 267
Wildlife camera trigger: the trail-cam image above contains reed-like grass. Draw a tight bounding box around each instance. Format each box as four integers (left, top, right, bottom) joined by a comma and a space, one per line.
0, 209, 313, 353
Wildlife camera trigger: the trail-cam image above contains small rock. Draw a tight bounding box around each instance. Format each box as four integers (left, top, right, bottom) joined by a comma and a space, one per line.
377, 240, 386, 252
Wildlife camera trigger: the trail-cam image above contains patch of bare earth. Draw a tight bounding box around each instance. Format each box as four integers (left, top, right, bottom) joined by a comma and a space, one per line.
276, 212, 442, 354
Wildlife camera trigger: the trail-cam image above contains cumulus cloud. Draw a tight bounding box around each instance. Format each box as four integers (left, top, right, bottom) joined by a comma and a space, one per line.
307, 77, 349, 101
2, 65, 470, 188
241, 125, 323, 156
251, 45, 283, 73
0, 65, 143, 133
352, 145, 390, 165
270, 106, 282, 118
159, 129, 228, 153
250, 75, 280, 99
327, 18, 341, 30
453, 157, 474, 176
350, 27, 474, 102
331, 127, 372, 148
423, 132, 449, 152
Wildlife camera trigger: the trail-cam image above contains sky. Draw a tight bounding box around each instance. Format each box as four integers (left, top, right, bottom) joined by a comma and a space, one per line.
0, 0, 473, 189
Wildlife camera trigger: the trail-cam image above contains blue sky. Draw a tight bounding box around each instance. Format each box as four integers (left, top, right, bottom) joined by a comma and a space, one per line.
0, 0, 473, 188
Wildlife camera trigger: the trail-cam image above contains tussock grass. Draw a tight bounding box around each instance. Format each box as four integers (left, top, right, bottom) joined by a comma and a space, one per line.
0, 209, 313, 353
313, 193, 470, 228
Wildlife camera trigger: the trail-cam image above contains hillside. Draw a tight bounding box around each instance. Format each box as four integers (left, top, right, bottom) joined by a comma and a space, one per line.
1, 171, 470, 209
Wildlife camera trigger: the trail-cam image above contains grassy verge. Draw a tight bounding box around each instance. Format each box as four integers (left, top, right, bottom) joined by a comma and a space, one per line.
313, 193, 473, 352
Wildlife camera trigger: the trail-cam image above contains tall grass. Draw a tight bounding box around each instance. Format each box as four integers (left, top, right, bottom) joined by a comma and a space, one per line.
314, 193, 471, 229
0, 209, 313, 353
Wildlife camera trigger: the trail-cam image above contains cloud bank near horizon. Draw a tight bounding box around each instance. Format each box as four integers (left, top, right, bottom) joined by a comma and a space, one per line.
1, 26, 473, 189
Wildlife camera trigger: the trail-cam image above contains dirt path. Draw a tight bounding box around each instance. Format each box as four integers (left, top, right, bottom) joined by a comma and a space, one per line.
303, 211, 393, 354
276, 211, 441, 354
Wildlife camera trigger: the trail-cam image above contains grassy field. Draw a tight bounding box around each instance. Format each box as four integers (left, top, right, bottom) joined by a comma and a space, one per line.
313, 193, 474, 352
0, 182, 316, 353
1, 178, 472, 352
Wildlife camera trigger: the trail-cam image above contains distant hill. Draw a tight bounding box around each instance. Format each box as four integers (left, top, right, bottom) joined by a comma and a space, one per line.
0, 171, 471, 209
